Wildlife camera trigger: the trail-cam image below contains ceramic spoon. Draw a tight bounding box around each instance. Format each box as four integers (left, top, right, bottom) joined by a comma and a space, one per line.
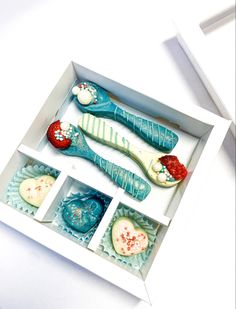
47, 120, 151, 201
72, 81, 178, 153
78, 114, 188, 187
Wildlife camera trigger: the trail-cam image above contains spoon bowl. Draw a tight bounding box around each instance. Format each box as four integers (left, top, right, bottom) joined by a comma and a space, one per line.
72, 81, 179, 153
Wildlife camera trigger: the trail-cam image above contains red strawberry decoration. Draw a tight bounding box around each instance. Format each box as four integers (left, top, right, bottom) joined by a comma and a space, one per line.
159, 155, 187, 180
47, 120, 72, 149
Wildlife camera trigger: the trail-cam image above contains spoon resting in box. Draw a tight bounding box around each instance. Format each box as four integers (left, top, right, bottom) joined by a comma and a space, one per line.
47, 120, 151, 201
78, 114, 188, 187
72, 81, 179, 153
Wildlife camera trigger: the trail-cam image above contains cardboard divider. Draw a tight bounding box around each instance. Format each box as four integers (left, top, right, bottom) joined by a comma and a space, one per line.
34, 174, 114, 249
88, 188, 124, 251
18, 144, 70, 174
38, 174, 113, 224
34, 172, 69, 222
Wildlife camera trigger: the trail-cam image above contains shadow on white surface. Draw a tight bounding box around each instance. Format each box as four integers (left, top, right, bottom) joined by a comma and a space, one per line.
0, 0, 47, 29
163, 37, 220, 114
0, 221, 140, 309
164, 36, 236, 166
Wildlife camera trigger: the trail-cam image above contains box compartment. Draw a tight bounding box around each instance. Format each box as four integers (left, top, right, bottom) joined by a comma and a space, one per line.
41, 175, 112, 248
0, 150, 60, 217
96, 202, 166, 281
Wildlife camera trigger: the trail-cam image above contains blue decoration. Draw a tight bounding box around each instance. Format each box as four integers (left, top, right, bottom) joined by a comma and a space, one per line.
62, 192, 103, 233
72, 81, 178, 153
47, 121, 151, 201
53, 190, 111, 247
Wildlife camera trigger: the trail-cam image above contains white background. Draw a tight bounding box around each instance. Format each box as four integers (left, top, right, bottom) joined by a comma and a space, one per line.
0, 1, 235, 308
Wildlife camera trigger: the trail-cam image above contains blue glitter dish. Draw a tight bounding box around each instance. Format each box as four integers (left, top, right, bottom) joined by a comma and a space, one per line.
53, 190, 111, 247
62, 195, 103, 233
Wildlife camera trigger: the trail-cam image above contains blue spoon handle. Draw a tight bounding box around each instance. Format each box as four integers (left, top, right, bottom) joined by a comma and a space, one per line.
48, 119, 151, 202
60, 145, 151, 201
114, 106, 178, 153
91, 153, 151, 201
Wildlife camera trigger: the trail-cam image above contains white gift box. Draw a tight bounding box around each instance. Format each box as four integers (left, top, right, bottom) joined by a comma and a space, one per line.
175, 4, 235, 136
0, 61, 231, 303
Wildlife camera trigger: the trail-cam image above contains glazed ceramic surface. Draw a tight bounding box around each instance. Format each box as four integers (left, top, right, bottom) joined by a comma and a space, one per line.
7, 165, 59, 216
47, 120, 151, 201
78, 114, 187, 187
53, 190, 111, 247
19, 175, 55, 207
62, 193, 104, 233
112, 217, 149, 256
72, 81, 178, 153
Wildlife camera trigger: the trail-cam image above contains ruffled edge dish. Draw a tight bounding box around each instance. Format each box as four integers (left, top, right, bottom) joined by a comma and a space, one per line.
99, 205, 159, 270
7, 164, 59, 216
52, 190, 111, 247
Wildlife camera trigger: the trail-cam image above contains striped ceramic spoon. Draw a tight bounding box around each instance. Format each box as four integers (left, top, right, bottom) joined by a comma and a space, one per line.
78, 114, 187, 187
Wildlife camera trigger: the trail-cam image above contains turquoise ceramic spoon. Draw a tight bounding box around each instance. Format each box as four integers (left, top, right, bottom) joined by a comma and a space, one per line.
78, 114, 188, 187
47, 120, 151, 201
71, 81, 178, 153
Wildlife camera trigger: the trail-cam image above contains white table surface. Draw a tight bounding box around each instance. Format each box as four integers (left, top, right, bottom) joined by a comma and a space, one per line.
0, 1, 235, 308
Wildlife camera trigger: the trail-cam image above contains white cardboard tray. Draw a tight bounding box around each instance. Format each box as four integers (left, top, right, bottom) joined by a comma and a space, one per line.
0, 61, 231, 303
